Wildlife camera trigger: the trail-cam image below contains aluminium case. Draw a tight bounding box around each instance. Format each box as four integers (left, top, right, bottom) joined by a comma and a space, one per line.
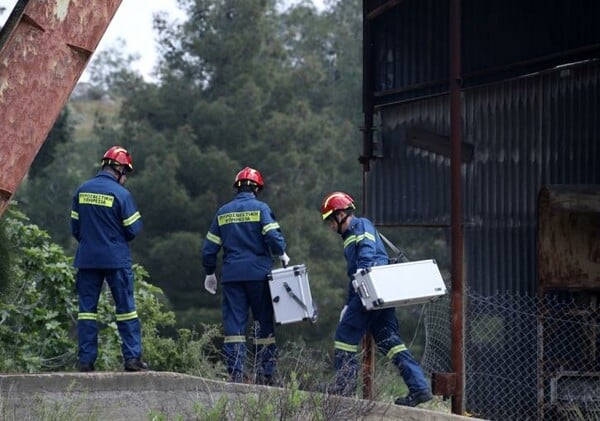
351, 259, 447, 310
268, 264, 318, 325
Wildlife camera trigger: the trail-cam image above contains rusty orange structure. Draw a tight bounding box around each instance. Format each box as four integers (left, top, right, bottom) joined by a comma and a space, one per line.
0, 0, 122, 217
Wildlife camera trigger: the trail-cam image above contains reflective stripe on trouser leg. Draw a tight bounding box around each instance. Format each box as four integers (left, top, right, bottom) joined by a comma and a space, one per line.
77, 316, 98, 364
246, 282, 276, 377
76, 269, 104, 364
224, 335, 246, 376
254, 336, 277, 377
105, 268, 142, 360
370, 306, 430, 393
116, 310, 141, 360
390, 346, 430, 393
333, 347, 359, 396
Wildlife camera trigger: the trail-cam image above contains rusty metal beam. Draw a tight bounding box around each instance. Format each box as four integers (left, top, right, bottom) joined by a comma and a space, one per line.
366, 0, 405, 21
406, 127, 474, 163
0, 0, 123, 217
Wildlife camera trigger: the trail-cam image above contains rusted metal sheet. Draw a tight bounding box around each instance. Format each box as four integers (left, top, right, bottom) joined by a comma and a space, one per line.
432, 372, 457, 397
538, 185, 600, 291
0, 0, 122, 217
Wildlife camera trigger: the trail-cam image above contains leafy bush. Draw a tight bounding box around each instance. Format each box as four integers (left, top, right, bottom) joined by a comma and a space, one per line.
0, 206, 221, 375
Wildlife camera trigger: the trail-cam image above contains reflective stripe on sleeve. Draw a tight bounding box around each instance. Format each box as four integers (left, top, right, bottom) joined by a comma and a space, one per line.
343, 235, 356, 249
122, 211, 141, 227
344, 232, 376, 249
206, 232, 222, 245
262, 222, 280, 235
71, 211, 79, 220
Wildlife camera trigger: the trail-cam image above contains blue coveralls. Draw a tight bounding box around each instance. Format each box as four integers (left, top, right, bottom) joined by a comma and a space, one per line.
202, 192, 286, 380
333, 216, 429, 395
70, 170, 143, 366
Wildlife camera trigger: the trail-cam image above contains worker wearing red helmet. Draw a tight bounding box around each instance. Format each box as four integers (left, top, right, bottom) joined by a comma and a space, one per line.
320, 191, 432, 407
202, 166, 289, 385
70, 146, 147, 372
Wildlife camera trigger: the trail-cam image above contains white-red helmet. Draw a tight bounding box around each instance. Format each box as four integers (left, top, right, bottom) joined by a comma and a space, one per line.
320, 191, 355, 220
102, 146, 133, 171
234, 167, 264, 190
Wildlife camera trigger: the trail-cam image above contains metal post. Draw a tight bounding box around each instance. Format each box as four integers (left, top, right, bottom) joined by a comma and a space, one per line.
449, 0, 465, 414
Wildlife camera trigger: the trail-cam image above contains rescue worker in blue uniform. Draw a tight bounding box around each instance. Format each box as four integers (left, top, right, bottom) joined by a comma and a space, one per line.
202, 167, 289, 385
70, 146, 147, 372
320, 191, 432, 407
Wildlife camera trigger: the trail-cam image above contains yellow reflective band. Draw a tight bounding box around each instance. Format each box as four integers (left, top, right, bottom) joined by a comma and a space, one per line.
116, 311, 138, 321
364, 232, 375, 242
71, 211, 79, 220
122, 211, 141, 227
386, 344, 408, 359
218, 211, 261, 226
224, 335, 246, 344
334, 341, 358, 353
262, 222, 280, 235
254, 337, 276, 345
206, 232, 222, 245
78, 312, 97, 321
344, 232, 376, 249
343, 235, 356, 248
79, 192, 114, 207
322, 209, 334, 220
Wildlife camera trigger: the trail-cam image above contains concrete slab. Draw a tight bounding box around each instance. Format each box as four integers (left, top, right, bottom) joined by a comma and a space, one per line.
0, 371, 484, 420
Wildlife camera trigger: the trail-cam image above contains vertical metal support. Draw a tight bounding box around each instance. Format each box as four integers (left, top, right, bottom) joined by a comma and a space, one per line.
360, 0, 374, 173
360, 0, 375, 400
449, 0, 465, 415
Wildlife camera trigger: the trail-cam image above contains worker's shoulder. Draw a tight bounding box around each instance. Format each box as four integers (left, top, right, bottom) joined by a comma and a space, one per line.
78, 174, 130, 197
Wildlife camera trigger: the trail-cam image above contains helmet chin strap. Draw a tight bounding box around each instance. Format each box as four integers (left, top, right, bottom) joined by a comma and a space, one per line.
334, 212, 350, 235
112, 165, 127, 184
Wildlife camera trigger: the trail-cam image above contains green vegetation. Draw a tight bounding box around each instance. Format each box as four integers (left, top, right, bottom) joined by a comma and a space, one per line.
1, 0, 447, 390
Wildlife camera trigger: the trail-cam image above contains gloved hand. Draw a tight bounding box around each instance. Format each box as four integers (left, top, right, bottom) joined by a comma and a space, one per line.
279, 252, 290, 267
339, 305, 348, 322
204, 274, 218, 295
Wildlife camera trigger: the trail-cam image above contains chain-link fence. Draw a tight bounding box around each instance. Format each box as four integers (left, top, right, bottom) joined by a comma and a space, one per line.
421, 290, 600, 421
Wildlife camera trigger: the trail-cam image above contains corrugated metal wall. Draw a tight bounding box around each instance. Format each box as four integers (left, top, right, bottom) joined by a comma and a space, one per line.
371, 0, 449, 102
365, 0, 600, 296
364, 1, 600, 417
369, 59, 600, 295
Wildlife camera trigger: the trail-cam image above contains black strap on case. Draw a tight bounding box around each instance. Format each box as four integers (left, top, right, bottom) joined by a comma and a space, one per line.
378, 232, 410, 264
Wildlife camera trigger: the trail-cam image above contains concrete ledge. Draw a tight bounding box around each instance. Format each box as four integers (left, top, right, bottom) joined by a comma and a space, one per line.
0, 372, 482, 420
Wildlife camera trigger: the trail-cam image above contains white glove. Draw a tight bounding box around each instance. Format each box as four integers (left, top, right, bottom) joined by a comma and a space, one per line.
339, 305, 348, 322
279, 252, 290, 267
204, 274, 218, 295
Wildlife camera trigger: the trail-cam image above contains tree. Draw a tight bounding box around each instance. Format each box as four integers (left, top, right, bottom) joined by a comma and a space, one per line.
28, 107, 74, 180
16, 0, 368, 346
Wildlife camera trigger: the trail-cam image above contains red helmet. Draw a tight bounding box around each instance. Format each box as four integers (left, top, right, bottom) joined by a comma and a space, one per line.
102, 146, 133, 171
320, 191, 355, 220
234, 167, 264, 190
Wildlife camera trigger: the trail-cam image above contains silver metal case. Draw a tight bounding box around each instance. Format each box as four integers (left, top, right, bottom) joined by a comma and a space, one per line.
351, 259, 447, 310
268, 264, 318, 325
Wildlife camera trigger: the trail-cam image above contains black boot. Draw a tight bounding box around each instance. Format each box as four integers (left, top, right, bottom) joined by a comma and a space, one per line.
394, 389, 433, 407
228, 370, 244, 383
124, 357, 148, 372
78, 362, 95, 372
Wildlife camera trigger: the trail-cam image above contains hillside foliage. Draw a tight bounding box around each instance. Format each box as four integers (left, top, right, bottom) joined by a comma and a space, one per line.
4, 0, 447, 371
